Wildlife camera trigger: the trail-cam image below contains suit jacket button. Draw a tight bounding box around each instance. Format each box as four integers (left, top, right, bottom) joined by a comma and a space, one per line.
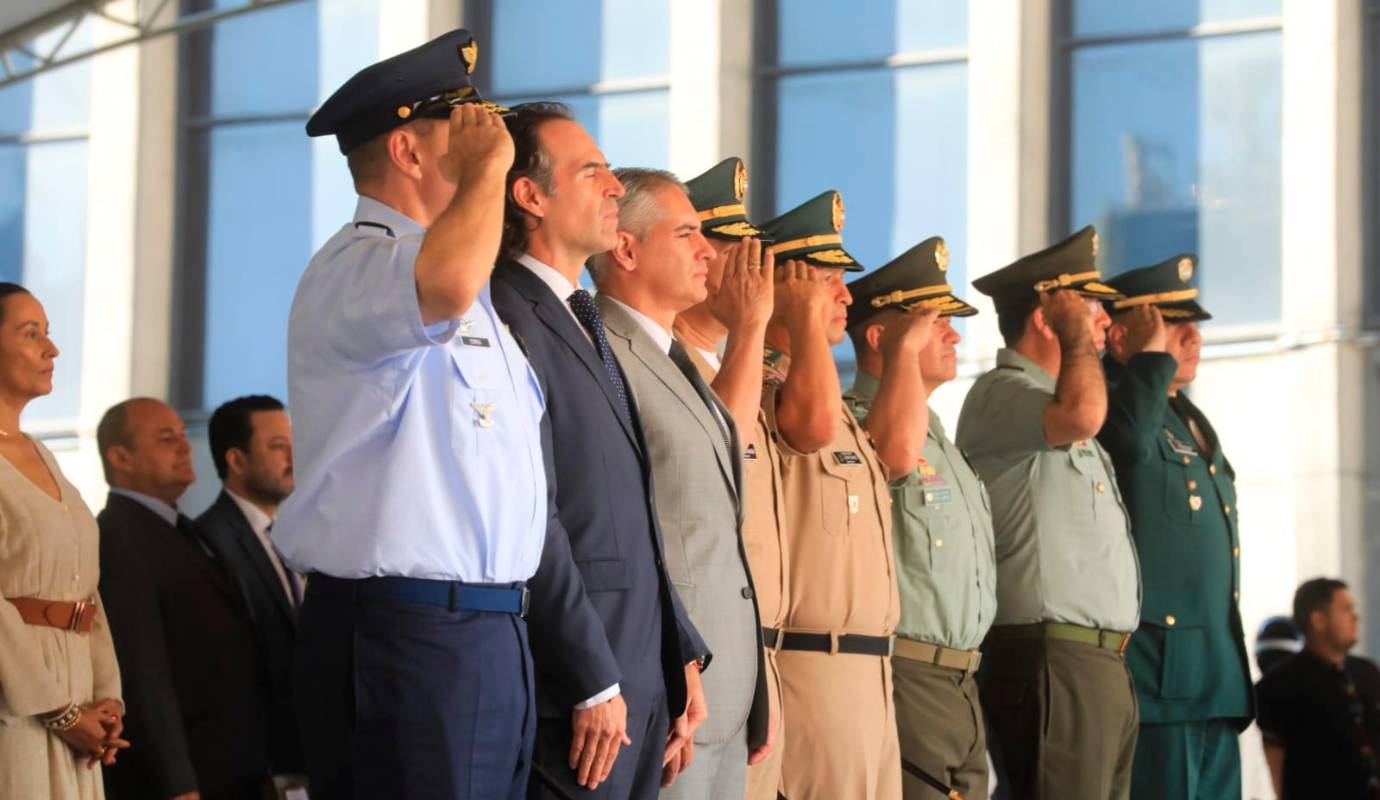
741, 587, 754, 599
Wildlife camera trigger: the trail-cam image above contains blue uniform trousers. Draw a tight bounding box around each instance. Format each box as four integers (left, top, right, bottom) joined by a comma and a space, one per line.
295, 581, 535, 799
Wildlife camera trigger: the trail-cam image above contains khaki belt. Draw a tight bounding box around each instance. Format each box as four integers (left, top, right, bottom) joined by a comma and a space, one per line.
7, 596, 97, 633
990, 621, 1130, 654
893, 637, 983, 674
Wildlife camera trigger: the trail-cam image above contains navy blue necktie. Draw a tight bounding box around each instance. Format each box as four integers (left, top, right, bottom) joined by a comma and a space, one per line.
567, 289, 633, 426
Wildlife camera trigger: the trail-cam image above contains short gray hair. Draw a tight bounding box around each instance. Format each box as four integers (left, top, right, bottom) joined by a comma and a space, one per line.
588, 167, 688, 285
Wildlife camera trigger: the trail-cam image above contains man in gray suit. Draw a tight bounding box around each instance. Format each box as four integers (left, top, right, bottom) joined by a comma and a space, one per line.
589, 167, 769, 798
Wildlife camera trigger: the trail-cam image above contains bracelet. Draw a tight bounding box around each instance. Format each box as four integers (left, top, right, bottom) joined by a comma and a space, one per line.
43, 703, 81, 732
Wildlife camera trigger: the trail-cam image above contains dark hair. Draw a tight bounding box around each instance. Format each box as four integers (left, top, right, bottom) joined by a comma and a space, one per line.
1293, 577, 1349, 634
96, 397, 156, 483
500, 102, 575, 260
0, 282, 31, 324
996, 305, 1033, 347
208, 395, 285, 479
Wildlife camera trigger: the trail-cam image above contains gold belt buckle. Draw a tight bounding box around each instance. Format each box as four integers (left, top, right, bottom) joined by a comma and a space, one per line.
68, 599, 88, 632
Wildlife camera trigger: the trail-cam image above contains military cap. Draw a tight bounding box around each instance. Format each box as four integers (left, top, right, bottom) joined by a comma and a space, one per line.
759, 190, 862, 271
306, 29, 507, 154
972, 225, 1123, 315
1105, 253, 1211, 322
845, 236, 978, 330
685, 158, 767, 240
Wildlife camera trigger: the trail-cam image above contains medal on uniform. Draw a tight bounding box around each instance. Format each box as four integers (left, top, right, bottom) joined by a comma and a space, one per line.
471, 402, 496, 428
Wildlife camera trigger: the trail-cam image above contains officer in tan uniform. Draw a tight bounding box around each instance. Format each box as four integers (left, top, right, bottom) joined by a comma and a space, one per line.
844, 237, 997, 800
674, 157, 784, 800
756, 191, 932, 800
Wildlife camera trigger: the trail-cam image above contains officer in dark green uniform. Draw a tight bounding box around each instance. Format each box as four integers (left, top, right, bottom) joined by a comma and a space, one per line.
1097, 254, 1253, 800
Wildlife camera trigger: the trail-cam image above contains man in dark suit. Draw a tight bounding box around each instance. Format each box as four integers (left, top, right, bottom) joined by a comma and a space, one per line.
96, 398, 272, 800
490, 102, 710, 799
197, 395, 304, 780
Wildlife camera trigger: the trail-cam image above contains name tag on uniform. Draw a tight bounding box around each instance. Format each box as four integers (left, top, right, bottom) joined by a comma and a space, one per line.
833, 450, 862, 466
922, 488, 953, 506
461, 335, 491, 348
744, 443, 759, 461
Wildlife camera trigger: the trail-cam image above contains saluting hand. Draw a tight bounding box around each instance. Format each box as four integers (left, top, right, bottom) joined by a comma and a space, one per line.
1038, 289, 1093, 345
773, 260, 831, 336
570, 693, 632, 790
1114, 304, 1167, 357
440, 103, 514, 187
876, 305, 941, 359
708, 237, 775, 333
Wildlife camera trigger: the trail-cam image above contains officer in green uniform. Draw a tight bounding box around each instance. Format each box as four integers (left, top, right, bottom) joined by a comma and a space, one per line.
843, 237, 998, 800
1097, 254, 1253, 800
955, 225, 1142, 800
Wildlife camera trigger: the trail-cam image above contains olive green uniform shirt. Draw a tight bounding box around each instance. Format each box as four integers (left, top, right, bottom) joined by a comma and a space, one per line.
955, 348, 1141, 631
846, 371, 997, 651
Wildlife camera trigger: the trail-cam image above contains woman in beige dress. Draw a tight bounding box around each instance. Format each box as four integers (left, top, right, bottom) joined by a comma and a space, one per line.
0, 282, 128, 799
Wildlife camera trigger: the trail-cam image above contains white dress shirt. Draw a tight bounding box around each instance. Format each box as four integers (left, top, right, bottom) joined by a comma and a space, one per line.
225, 489, 300, 606
517, 253, 593, 345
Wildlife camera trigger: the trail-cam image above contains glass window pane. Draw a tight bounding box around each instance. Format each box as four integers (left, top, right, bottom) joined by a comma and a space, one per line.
1069, 32, 1282, 326
1072, 0, 1280, 39
777, 62, 967, 374
491, 0, 669, 95
204, 0, 320, 116
0, 20, 93, 136
778, 0, 967, 67
0, 141, 88, 421
200, 122, 313, 408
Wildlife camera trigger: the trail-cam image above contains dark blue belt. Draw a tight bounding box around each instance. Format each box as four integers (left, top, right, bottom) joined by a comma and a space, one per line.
308, 574, 529, 617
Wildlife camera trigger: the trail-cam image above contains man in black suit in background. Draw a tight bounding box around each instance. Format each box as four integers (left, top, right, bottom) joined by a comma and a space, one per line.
490, 102, 710, 799
197, 395, 304, 780
96, 398, 271, 800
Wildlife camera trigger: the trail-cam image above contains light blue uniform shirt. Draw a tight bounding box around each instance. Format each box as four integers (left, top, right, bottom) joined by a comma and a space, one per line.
274, 196, 547, 582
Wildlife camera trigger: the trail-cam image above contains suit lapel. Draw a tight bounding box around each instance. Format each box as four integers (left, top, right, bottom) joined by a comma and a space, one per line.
599, 299, 740, 503
680, 341, 744, 516
496, 263, 643, 454
110, 494, 243, 611
215, 493, 296, 624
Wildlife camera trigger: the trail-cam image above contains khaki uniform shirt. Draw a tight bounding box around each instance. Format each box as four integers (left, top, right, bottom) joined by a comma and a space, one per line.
763, 347, 899, 636
954, 348, 1140, 631
846, 371, 997, 651
683, 346, 791, 629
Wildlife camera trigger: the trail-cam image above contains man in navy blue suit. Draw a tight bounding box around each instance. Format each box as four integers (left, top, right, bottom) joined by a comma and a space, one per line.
490, 102, 711, 799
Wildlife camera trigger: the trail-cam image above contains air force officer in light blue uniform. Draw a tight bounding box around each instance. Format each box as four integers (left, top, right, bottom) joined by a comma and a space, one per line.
274, 30, 547, 800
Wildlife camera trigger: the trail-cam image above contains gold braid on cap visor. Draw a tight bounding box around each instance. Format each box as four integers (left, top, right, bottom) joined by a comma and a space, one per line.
697, 203, 748, 221
768, 233, 842, 254
870, 284, 954, 308
1031, 271, 1104, 292
1112, 288, 1200, 309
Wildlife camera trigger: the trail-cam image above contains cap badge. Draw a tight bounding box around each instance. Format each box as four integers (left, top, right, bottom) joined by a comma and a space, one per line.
1091, 231, 1100, 258
1177, 257, 1193, 282
460, 39, 479, 75
831, 192, 846, 233
935, 240, 949, 272
733, 160, 748, 202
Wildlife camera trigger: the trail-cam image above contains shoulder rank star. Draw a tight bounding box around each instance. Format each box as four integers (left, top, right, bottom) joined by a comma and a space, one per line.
471, 402, 497, 428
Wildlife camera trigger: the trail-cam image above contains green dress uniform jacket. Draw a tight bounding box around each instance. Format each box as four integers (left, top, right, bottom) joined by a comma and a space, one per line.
1098, 352, 1253, 727
845, 372, 997, 651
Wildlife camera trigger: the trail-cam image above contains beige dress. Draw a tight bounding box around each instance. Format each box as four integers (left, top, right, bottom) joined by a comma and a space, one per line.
0, 437, 122, 800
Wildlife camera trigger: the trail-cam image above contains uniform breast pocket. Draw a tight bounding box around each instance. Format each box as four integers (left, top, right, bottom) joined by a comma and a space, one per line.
448, 342, 506, 453
1063, 447, 1099, 525
818, 454, 860, 537
1155, 438, 1198, 525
